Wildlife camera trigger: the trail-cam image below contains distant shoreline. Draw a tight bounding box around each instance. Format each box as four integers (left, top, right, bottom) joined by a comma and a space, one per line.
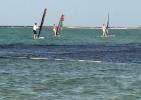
0, 26, 141, 29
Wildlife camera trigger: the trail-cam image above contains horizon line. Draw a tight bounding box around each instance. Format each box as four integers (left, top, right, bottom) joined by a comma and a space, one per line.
0, 25, 141, 28
0, 26, 141, 29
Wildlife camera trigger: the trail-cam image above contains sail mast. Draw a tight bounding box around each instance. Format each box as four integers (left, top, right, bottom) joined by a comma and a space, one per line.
106, 13, 109, 29
38, 8, 47, 37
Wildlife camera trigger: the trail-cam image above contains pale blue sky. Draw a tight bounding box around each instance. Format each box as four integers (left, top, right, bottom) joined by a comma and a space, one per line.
0, 0, 141, 26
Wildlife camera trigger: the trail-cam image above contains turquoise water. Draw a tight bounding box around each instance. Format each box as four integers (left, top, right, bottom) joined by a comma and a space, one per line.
0, 27, 141, 45
0, 27, 141, 100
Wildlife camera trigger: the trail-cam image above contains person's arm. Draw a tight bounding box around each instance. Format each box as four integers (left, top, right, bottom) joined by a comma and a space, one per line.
36, 26, 39, 29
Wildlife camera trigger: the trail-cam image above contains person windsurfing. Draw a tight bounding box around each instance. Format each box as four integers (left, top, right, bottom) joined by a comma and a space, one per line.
32, 23, 39, 39
52, 24, 57, 37
102, 24, 107, 37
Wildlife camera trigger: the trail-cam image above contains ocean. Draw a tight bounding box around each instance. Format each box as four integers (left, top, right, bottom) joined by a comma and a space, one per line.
0, 27, 141, 100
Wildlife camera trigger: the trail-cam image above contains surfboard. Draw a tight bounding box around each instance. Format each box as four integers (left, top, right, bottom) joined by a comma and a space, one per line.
38, 37, 45, 39
98, 35, 115, 38
107, 35, 115, 37
96, 35, 116, 38
38, 8, 47, 38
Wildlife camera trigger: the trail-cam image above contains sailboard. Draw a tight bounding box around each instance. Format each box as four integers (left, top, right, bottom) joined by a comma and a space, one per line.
56, 14, 64, 35
38, 8, 47, 38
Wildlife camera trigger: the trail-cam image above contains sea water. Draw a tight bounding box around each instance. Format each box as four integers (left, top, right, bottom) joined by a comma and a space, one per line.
0, 27, 141, 100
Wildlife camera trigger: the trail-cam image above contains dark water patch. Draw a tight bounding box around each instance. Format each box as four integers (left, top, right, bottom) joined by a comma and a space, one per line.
0, 43, 140, 64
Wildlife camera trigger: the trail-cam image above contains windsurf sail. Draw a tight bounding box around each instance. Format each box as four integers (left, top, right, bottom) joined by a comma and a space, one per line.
56, 14, 64, 35
38, 8, 47, 37
106, 13, 109, 29
106, 13, 109, 34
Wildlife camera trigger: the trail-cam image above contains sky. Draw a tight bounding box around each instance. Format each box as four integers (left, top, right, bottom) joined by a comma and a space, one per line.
0, 0, 141, 27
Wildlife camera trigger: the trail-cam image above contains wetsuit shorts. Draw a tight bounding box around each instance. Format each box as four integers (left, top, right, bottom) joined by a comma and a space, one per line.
33, 30, 37, 34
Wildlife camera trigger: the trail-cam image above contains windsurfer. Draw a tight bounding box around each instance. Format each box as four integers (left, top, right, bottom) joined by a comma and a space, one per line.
52, 24, 57, 37
33, 23, 39, 39
102, 24, 107, 37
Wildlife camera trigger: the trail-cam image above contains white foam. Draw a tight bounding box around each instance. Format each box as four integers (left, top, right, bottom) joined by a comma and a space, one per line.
30, 57, 48, 60
5, 56, 102, 63
15, 57, 27, 59
55, 59, 64, 61
54, 59, 102, 63
78, 59, 102, 63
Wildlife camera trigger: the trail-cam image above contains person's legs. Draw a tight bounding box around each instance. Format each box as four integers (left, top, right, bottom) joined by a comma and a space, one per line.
33, 30, 37, 39
53, 29, 56, 37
